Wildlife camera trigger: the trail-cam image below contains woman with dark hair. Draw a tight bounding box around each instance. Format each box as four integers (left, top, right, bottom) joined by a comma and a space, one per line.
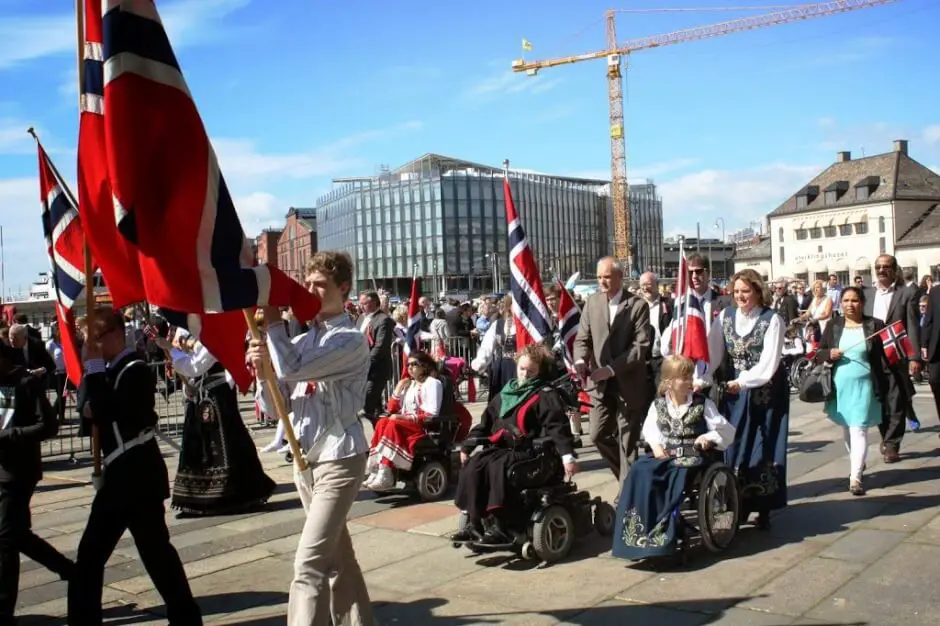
707, 269, 788, 529
365, 351, 443, 490
816, 286, 898, 495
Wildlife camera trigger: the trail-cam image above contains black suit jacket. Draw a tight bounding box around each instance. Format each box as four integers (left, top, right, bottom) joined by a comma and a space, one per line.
863, 284, 921, 363
921, 287, 940, 362
361, 311, 395, 381
815, 316, 897, 408
85, 352, 168, 498
772, 294, 799, 326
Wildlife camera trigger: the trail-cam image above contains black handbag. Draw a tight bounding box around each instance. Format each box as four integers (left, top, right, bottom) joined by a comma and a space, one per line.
799, 362, 833, 403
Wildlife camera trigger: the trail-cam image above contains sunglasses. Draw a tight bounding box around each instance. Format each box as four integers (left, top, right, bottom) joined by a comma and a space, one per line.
407, 361, 421, 368
688, 268, 706, 275
874, 264, 893, 270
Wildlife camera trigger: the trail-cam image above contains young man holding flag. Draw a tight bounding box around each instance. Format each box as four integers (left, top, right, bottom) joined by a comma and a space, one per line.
248, 251, 374, 626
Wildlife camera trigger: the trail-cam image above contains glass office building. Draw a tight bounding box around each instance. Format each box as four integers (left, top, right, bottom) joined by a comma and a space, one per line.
315, 153, 610, 294
629, 182, 665, 276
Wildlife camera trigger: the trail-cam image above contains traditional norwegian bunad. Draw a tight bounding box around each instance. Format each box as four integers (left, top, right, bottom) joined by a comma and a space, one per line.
366, 374, 443, 489
612, 393, 734, 559
471, 316, 518, 400
169, 340, 276, 515
709, 305, 789, 526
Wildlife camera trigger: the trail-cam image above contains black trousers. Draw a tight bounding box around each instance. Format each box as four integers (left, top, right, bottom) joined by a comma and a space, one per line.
67, 485, 202, 625
929, 361, 940, 427
0, 481, 73, 622
362, 374, 389, 420
880, 366, 911, 452
53, 372, 67, 423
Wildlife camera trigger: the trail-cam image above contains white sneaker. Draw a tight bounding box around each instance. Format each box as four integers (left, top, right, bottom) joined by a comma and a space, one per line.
362, 473, 378, 489
261, 440, 281, 453
370, 467, 395, 491
276, 442, 291, 454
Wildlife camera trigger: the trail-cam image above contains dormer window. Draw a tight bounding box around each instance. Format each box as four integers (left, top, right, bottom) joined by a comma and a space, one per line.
824, 181, 849, 204
795, 185, 819, 209
855, 176, 880, 201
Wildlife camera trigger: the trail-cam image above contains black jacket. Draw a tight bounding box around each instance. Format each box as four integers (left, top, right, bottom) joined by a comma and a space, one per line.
0, 346, 58, 483
85, 351, 169, 499
863, 284, 921, 363
360, 311, 395, 381
772, 294, 800, 326
815, 316, 898, 409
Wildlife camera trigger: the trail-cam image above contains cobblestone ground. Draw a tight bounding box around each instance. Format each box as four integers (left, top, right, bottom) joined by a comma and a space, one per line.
16, 388, 940, 625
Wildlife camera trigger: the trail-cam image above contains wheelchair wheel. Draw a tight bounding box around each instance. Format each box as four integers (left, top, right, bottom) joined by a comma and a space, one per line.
593, 502, 616, 537
698, 463, 740, 553
415, 460, 449, 501
531, 505, 575, 563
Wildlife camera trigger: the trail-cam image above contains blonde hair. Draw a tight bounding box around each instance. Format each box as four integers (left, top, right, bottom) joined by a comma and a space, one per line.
812, 279, 825, 297
658, 355, 695, 396
731, 269, 771, 307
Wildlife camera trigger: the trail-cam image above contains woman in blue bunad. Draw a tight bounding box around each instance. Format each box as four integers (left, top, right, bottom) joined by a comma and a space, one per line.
612, 355, 735, 560
707, 269, 788, 530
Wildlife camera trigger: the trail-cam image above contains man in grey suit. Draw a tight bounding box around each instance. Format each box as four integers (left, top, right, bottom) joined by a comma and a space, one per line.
573, 257, 651, 485
863, 254, 922, 463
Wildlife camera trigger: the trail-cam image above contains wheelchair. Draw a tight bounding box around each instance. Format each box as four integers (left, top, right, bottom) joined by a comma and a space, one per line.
452, 436, 616, 564
642, 442, 741, 559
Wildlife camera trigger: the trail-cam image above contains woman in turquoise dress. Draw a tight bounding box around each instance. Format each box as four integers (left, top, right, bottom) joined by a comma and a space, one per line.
816, 286, 899, 495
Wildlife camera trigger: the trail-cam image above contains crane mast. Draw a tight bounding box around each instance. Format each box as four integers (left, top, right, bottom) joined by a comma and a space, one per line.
512, 0, 898, 274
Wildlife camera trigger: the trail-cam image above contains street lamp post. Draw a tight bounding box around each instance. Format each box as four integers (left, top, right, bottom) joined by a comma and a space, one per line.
715, 218, 726, 280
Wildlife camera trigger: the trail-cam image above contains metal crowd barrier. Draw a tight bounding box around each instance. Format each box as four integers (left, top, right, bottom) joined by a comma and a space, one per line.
40, 360, 187, 461
386, 336, 486, 402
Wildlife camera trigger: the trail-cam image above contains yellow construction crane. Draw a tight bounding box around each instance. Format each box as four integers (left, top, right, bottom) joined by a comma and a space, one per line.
512, 0, 898, 275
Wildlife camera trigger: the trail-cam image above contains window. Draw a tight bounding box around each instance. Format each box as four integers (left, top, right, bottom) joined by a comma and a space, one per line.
796, 196, 808, 210
839, 224, 852, 236
779, 246, 785, 265
855, 221, 869, 234
824, 226, 837, 237
824, 190, 838, 205
795, 229, 808, 240
879, 236, 886, 254
878, 216, 885, 233
856, 186, 870, 201
778, 227, 783, 241
810, 227, 822, 239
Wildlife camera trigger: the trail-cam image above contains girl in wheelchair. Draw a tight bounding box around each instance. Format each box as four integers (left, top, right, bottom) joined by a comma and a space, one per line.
364, 351, 443, 490
612, 355, 735, 560
451, 344, 578, 545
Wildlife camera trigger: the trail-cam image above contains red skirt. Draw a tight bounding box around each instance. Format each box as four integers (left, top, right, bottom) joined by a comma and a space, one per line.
368, 418, 426, 471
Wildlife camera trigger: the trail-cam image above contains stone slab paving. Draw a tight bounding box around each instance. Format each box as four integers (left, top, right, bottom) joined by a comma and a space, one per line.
13, 389, 940, 625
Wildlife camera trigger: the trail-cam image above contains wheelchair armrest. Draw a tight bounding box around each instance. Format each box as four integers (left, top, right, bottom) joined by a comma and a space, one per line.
457, 436, 492, 451
533, 437, 556, 451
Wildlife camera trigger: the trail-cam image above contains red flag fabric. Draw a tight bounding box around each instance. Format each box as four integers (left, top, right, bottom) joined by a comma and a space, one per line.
672, 251, 688, 353
679, 290, 710, 364
879, 320, 913, 365
36, 142, 85, 386
402, 276, 421, 377
97, 1, 320, 389
503, 177, 551, 351
555, 279, 580, 368
77, 0, 145, 309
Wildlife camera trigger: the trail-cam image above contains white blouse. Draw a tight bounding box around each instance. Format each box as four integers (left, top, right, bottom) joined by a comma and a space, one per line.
706, 307, 784, 389
395, 377, 443, 419
641, 393, 736, 451
169, 343, 234, 388
471, 318, 515, 373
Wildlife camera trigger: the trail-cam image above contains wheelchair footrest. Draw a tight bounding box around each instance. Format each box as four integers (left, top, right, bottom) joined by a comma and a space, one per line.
464, 541, 516, 552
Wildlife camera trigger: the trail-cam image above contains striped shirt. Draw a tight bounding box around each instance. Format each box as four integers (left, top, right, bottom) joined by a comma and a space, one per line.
259, 312, 370, 463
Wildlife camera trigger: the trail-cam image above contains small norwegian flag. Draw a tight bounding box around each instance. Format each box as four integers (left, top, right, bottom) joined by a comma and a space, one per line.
879, 320, 914, 365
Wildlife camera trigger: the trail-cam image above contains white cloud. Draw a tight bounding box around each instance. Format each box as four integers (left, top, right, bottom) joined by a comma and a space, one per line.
658, 162, 820, 236
0, 176, 48, 295
567, 158, 700, 184
925, 125, 940, 146
0, 118, 35, 154
0, 0, 250, 69
462, 72, 561, 101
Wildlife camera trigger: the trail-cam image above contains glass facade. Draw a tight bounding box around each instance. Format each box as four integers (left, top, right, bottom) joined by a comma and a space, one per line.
629, 183, 665, 276
316, 155, 609, 294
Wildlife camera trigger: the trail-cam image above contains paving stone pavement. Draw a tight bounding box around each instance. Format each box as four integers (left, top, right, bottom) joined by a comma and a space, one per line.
14, 390, 940, 625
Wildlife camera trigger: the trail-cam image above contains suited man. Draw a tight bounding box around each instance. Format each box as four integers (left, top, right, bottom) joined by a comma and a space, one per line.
573, 257, 651, 485
357, 290, 395, 420
771, 279, 800, 325
864, 254, 922, 462
920, 284, 940, 430
8, 325, 55, 395
637, 272, 672, 393
660, 255, 731, 391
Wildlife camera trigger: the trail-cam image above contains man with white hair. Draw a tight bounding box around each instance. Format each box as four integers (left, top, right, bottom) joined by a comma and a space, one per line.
573, 257, 651, 486
638, 272, 673, 392
9, 324, 55, 388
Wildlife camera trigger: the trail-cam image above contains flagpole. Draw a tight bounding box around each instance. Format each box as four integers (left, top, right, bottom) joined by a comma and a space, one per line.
243, 310, 307, 472
73, 0, 102, 481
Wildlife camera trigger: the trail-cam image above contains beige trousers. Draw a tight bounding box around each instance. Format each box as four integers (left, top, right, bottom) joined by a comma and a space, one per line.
289, 453, 373, 626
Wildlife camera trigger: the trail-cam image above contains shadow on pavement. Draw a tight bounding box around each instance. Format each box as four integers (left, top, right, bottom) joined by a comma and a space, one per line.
373, 596, 871, 625
787, 439, 831, 454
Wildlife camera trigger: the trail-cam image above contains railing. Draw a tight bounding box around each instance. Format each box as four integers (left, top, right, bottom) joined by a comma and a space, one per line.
386, 336, 486, 401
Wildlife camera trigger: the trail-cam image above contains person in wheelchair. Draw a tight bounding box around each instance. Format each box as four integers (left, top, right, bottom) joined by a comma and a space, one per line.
612, 355, 735, 560
365, 351, 443, 490
452, 344, 577, 545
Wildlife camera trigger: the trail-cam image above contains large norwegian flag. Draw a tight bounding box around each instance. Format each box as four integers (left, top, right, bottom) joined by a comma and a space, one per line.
879, 320, 913, 366
671, 245, 709, 364
504, 176, 552, 351
35, 142, 85, 386
671, 250, 689, 352
77, 0, 144, 309
556, 279, 580, 367
97, 0, 320, 388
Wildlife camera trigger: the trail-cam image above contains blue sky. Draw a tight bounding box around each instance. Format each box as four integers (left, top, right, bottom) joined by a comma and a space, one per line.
1, 0, 938, 293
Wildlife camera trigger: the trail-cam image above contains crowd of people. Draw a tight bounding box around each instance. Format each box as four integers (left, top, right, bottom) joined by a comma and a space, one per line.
0, 247, 935, 625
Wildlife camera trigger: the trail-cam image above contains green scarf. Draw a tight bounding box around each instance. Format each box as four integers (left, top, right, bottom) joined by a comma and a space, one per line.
498, 376, 545, 419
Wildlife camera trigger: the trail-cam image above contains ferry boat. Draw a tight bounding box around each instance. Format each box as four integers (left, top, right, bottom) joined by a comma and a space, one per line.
1, 271, 111, 327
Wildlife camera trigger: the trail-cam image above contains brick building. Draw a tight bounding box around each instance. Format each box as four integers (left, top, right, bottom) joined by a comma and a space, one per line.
255, 228, 282, 266
277, 207, 317, 281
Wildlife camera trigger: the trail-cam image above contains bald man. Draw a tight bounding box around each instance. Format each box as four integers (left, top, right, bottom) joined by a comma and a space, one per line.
573, 257, 651, 486
638, 272, 672, 393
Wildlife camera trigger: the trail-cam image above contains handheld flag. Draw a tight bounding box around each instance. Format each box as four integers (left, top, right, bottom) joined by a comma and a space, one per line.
671, 239, 688, 353
35, 139, 86, 386
504, 176, 552, 351
556, 279, 580, 368
879, 320, 913, 365
402, 269, 421, 375
77, 0, 145, 309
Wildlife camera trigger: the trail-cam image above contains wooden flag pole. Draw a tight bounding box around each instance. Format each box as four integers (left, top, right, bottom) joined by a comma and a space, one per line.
73, 0, 102, 479
243, 310, 307, 472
